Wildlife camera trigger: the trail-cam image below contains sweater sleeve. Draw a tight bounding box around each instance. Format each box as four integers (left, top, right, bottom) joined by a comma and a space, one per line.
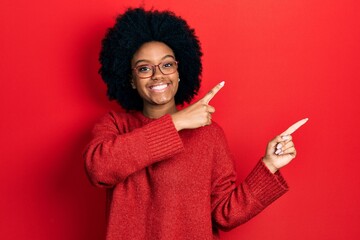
210, 124, 288, 231
84, 112, 184, 188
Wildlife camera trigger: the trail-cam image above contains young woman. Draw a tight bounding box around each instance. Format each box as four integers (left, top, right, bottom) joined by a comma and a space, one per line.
84, 7, 307, 240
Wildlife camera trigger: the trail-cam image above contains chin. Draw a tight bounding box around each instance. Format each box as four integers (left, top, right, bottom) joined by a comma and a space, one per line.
152, 97, 173, 105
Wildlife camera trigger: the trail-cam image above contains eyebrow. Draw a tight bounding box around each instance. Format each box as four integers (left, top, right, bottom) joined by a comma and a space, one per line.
134, 55, 175, 66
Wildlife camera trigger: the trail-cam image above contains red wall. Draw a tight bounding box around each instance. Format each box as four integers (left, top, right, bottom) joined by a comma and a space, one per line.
1, 0, 359, 239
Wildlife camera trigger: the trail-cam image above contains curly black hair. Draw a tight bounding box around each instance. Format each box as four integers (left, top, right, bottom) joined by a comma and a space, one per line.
99, 7, 203, 110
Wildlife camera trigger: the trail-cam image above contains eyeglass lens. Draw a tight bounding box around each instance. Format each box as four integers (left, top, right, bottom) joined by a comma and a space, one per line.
135, 61, 178, 78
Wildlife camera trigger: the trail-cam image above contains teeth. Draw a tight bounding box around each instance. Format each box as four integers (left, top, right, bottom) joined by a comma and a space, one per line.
151, 84, 168, 90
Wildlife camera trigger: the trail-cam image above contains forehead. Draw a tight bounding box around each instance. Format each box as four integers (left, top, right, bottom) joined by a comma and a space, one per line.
132, 41, 175, 64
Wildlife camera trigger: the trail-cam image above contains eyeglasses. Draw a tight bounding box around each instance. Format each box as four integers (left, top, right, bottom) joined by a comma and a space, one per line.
132, 60, 178, 79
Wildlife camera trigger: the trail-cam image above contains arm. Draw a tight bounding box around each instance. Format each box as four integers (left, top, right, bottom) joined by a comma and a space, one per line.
210, 125, 288, 231
84, 112, 184, 188
169, 83, 305, 229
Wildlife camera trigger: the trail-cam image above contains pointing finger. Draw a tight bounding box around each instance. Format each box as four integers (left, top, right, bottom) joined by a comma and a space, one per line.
281, 118, 309, 136
203, 81, 225, 104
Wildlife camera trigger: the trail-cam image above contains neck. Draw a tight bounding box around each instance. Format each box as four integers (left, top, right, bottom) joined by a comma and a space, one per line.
142, 102, 177, 119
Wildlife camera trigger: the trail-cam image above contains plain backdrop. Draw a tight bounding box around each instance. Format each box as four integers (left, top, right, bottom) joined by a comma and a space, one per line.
1, 0, 359, 239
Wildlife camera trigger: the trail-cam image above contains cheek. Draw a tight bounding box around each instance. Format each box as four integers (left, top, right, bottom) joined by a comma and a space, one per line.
136, 84, 148, 97
173, 73, 180, 89
132, 77, 144, 90
131, 79, 146, 98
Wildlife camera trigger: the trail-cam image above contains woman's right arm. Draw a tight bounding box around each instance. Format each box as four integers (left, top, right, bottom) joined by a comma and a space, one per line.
84, 112, 184, 188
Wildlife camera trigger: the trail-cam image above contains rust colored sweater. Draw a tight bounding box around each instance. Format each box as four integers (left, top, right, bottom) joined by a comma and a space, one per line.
84, 111, 288, 240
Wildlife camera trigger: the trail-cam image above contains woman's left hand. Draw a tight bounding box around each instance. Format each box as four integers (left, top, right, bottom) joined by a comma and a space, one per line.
262, 118, 308, 173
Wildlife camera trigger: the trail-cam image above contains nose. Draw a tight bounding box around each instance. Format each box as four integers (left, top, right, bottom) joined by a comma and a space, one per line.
151, 65, 163, 79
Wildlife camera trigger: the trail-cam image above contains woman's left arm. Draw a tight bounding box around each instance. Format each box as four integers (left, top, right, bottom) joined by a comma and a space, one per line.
211, 119, 307, 231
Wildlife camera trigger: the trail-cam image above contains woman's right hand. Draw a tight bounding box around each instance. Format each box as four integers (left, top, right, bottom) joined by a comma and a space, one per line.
171, 81, 225, 131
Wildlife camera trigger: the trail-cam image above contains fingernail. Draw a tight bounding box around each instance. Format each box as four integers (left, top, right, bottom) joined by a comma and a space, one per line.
275, 149, 282, 155
276, 143, 282, 149
219, 81, 225, 87
282, 135, 290, 140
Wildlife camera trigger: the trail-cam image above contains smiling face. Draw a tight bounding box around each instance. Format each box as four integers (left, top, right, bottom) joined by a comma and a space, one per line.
131, 41, 179, 114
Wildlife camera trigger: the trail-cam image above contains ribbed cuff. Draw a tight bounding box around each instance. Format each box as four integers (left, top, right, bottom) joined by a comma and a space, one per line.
245, 160, 289, 207
142, 114, 184, 161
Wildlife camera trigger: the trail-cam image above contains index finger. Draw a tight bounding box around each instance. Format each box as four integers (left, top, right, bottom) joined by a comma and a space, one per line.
203, 81, 225, 104
281, 118, 309, 136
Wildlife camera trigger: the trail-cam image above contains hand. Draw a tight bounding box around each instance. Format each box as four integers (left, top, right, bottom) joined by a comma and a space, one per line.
263, 118, 308, 173
171, 81, 225, 131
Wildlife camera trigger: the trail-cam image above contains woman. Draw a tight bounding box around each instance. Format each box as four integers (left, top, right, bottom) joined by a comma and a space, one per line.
84, 7, 307, 240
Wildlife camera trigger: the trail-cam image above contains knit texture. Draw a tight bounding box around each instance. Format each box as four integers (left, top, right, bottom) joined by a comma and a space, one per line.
84, 111, 289, 240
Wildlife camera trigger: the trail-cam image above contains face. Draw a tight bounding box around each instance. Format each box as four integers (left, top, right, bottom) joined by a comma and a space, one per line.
131, 41, 179, 110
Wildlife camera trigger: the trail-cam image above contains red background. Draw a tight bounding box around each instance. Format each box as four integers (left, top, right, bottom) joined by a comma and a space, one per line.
1, 0, 359, 239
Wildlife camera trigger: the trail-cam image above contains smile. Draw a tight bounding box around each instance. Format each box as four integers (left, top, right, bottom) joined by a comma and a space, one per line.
149, 83, 170, 92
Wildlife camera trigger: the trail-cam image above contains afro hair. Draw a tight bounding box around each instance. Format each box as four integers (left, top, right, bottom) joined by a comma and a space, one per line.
99, 7, 203, 110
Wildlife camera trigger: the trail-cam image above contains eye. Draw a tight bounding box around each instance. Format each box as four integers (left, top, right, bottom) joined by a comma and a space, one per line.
137, 65, 152, 73
162, 61, 175, 68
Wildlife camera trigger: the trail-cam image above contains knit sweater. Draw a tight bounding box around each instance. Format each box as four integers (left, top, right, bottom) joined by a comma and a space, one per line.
84, 111, 288, 240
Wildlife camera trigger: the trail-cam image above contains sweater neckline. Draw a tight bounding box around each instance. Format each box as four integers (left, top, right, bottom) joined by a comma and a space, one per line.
133, 111, 159, 124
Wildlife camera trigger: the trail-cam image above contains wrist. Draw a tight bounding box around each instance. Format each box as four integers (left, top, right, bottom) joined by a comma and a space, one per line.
171, 114, 183, 131
262, 157, 278, 174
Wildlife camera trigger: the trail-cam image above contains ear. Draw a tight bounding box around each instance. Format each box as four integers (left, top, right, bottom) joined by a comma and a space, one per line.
130, 78, 136, 89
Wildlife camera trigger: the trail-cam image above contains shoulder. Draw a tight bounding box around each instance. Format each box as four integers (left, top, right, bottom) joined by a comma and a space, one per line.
94, 110, 143, 134
192, 121, 227, 144
193, 121, 232, 156
206, 121, 226, 137
107, 110, 137, 120
97, 110, 136, 124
